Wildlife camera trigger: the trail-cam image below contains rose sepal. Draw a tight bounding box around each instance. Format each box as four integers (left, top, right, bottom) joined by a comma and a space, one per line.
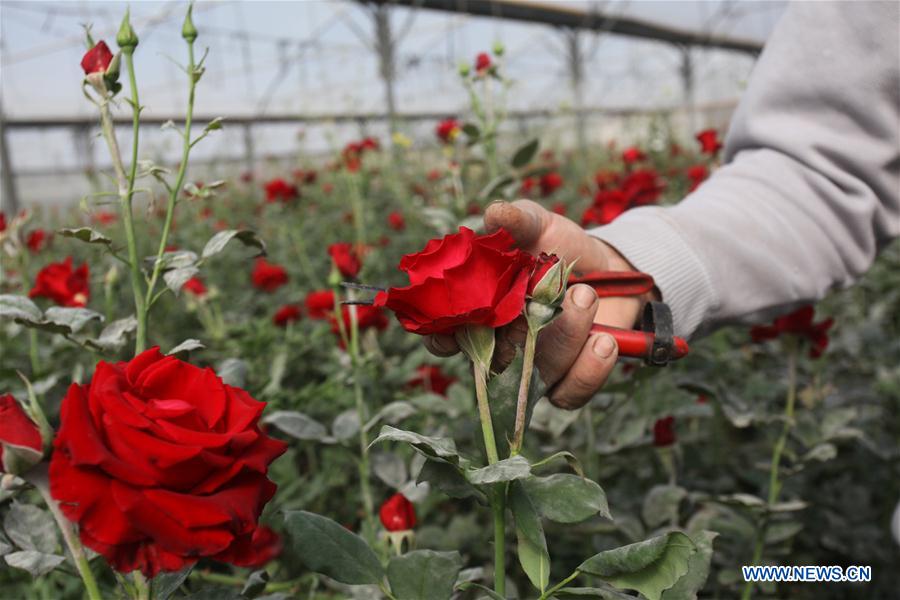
455, 324, 495, 372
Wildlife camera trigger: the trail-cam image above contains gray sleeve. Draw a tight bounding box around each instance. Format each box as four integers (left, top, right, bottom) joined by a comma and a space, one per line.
589, 1, 900, 339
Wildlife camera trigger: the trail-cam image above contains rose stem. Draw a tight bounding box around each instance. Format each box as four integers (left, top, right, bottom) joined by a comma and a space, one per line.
132, 571, 150, 600
510, 325, 538, 456
347, 289, 376, 542
741, 338, 798, 600
26, 464, 103, 600
473, 362, 505, 597
144, 32, 199, 345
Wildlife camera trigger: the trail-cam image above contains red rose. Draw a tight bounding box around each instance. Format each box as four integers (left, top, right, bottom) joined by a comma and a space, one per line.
49, 348, 287, 577
183, 277, 207, 298
263, 178, 298, 203
539, 172, 564, 197
273, 304, 301, 327
520, 177, 537, 195
653, 416, 676, 447
305, 290, 336, 320
328, 243, 362, 279
527, 253, 561, 296
427, 169, 442, 182
435, 118, 461, 144
582, 189, 630, 227
621, 169, 663, 206
379, 493, 416, 532
81, 41, 113, 75
621, 147, 646, 164
374, 227, 535, 335
93, 211, 117, 225
749, 306, 834, 358
26, 229, 49, 253
695, 129, 722, 155
594, 169, 620, 190
29, 257, 90, 307
474, 52, 492, 74
251, 258, 288, 292
686, 164, 709, 192
387, 211, 406, 231
0, 212, 6, 232
407, 365, 457, 397
0, 394, 44, 475
360, 137, 379, 151
212, 525, 282, 569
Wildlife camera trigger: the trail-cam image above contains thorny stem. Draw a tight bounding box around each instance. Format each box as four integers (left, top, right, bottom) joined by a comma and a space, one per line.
741, 341, 798, 600
145, 41, 197, 334
98, 98, 145, 355
27, 465, 103, 600
348, 290, 376, 541
510, 326, 537, 455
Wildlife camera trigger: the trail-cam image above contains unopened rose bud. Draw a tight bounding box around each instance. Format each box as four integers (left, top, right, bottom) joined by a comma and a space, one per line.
525, 255, 569, 329
0, 394, 46, 477
458, 61, 471, 77
492, 41, 505, 57
182, 4, 198, 43
116, 9, 139, 53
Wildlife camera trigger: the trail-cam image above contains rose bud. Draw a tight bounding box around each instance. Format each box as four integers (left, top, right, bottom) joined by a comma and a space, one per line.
525, 254, 569, 329
380, 493, 417, 532
116, 9, 139, 53
273, 304, 302, 327
328, 242, 362, 279
653, 416, 676, 447
29, 257, 90, 307
695, 128, 722, 155
406, 365, 457, 397
0, 394, 45, 476
251, 258, 288, 293
305, 289, 336, 320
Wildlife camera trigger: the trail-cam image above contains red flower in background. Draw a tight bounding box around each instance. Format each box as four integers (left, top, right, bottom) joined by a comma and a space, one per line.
696, 129, 723, 155
551, 202, 567, 216
407, 365, 457, 397
26, 229, 49, 253
305, 290, 336, 319
328, 242, 362, 279
273, 305, 302, 327
539, 171, 564, 197
435, 118, 461, 144
594, 169, 620, 190
474, 52, 492, 74
581, 189, 630, 227
0, 212, 7, 232
93, 211, 117, 225
0, 394, 44, 475
49, 347, 287, 577
330, 305, 388, 338
342, 138, 379, 172
251, 258, 288, 292
749, 306, 834, 358
653, 416, 676, 447
520, 177, 536, 195
387, 211, 406, 231
686, 164, 709, 192
379, 493, 416, 531
183, 277, 207, 298
29, 257, 90, 307
621, 169, 663, 206
375, 227, 535, 335
81, 41, 113, 74
263, 178, 298, 203
621, 147, 646, 164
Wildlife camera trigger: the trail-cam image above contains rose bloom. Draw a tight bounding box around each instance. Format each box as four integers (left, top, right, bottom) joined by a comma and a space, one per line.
621, 147, 646, 164
29, 257, 90, 307
0, 212, 6, 233
539, 172, 564, 197
387, 211, 406, 231
251, 258, 288, 293
474, 52, 492, 74
26, 229, 49, 253
435, 118, 461, 144
379, 493, 417, 532
527, 253, 561, 296
49, 348, 287, 577
263, 178, 298, 203
594, 169, 620, 190
374, 227, 535, 335
621, 169, 663, 206
273, 304, 301, 327
520, 177, 536, 195
183, 277, 207, 298
581, 189, 630, 227
653, 416, 676, 447
749, 305, 834, 358
695, 129, 723, 155
0, 394, 44, 475
686, 164, 709, 192
406, 365, 457, 397
305, 290, 336, 320
93, 211, 117, 225
81, 41, 113, 74
328, 243, 362, 279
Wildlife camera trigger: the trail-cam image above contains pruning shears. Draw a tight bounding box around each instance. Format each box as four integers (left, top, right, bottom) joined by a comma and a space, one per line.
568, 271, 689, 366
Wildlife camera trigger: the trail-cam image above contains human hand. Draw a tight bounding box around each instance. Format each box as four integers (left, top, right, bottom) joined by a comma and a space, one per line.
426, 200, 658, 410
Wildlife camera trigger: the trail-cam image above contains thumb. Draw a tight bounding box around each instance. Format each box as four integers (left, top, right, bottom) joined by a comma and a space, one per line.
484, 200, 547, 253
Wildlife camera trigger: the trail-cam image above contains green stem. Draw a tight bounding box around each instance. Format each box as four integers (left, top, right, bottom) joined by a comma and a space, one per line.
28, 329, 40, 375
510, 326, 537, 455
27, 465, 103, 600
539, 570, 580, 600
98, 98, 145, 355
133, 572, 150, 600
741, 343, 798, 600
144, 42, 196, 337
348, 293, 376, 540
473, 363, 499, 465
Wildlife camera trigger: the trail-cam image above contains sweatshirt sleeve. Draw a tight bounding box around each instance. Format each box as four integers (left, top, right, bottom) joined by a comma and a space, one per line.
589, 1, 900, 339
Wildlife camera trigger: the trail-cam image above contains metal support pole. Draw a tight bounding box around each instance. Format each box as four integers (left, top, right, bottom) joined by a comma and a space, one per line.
0, 101, 20, 214
679, 46, 696, 135
242, 123, 255, 176
372, 5, 398, 139
564, 29, 588, 157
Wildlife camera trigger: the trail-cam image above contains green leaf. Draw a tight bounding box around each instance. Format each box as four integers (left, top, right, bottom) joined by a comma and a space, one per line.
577, 532, 697, 600
661, 531, 717, 600
487, 348, 547, 455
167, 339, 204, 356
387, 550, 463, 600
164, 266, 200, 294
332, 410, 361, 441
0, 295, 42, 323
43, 307, 103, 333
521, 474, 610, 523
201, 229, 266, 260
461, 123, 480, 139
510, 482, 550, 592
263, 410, 329, 441
642, 485, 687, 529
477, 174, 515, 202
58, 227, 112, 246
94, 316, 138, 351
4, 550, 66, 576
203, 116, 225, 133
510, 137, 539, 168
4, 504, 57, 554
283, 511, 384, 585
241, 569, 270, 598
372, 451, 408, 489
417, 460, 485, 503
152, 566, 193, 600
466, 455, 531, 485
370, 425, 462, 465
364, 401, 418, 432
555, 585, 635, 599
531, 450, 585, 477
454, 582, 505, 599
